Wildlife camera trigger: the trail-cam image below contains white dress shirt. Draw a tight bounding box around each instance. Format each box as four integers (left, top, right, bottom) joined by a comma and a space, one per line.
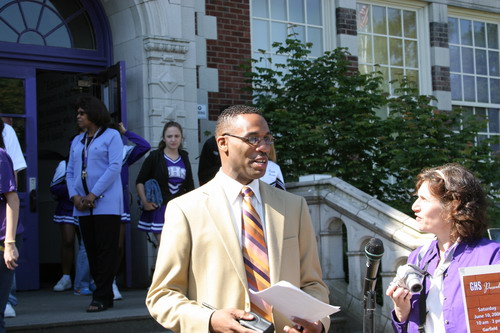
215, 171, 266, 247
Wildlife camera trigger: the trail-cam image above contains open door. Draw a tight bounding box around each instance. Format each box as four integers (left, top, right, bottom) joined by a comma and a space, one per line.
0, 61, 128, 290
0, 65, 38, 290
72, 62, 132, 286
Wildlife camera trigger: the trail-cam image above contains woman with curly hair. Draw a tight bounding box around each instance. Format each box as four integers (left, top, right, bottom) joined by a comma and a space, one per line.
386, 163, 500, 333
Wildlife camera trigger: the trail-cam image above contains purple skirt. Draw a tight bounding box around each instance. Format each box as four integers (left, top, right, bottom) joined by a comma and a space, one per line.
137, 204, 167, 234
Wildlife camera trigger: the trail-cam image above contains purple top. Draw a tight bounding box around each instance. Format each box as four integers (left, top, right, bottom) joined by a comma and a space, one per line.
392, 238, 500, 333
121, 130, 151, 217
49, 160, 74, 216
164, 154, 186, 196
50, 182, 74, 216
0, 148, 23, 240
122, 130, 151, 167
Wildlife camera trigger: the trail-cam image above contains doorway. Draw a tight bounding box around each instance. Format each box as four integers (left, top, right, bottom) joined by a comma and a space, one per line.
36, 65, 130, 288
37, 70, 83, 286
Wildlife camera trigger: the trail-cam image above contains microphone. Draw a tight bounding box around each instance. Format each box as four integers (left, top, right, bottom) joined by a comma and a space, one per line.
363, 237, 384, 295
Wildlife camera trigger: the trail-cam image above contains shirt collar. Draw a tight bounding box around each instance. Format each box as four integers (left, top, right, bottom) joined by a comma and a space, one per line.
216, 171, 262, 205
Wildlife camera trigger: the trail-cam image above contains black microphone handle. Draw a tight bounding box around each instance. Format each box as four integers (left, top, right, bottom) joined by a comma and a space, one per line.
363, 238, 384, 295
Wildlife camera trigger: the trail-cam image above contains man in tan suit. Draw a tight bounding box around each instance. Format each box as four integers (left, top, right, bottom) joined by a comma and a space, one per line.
146, 105, 330, 332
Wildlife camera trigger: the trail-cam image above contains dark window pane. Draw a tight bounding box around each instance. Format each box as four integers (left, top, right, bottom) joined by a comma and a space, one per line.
491, 79, 500, 104
253, 0, 268, 18
357, 4, 370, 33
489, 51, 499, 76
403, 10, 416, 38
2, 4, 25, 32
0, 20, 19, 42
307, 0, 321, 25
388, 8, 401, 37
476, 108, 488, 132
0, 0, 96, 50
474, 21, 486, 47
19, 31, 44, 45
449, 17, 459, 44
373, 6, 386, 35
68, 12, 95, 49
463, 75, 476, 101
461, 19, 473, 46
38, 7, 62, 35
46, 26, 71, 48
451, 74, 462, 100
477, 77, 488, 103
462, 47, 474, 74
488, 108, 499, 133
290, 0, 305, 23
476, 49, 487, 75
271, 0, 286, 20
487, 23, 498, 49
0, 78, 25, 115
20, 1, 42, 30
450, 45, 460, 72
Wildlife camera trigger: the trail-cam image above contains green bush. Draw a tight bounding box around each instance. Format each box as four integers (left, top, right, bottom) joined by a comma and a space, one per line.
244, 38, 500, 226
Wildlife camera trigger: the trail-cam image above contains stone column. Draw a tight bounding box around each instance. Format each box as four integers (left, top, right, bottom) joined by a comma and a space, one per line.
429, 3, 452, 111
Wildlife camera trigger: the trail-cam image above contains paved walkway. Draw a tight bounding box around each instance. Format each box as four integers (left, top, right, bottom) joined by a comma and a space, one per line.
5, 287, 166, 332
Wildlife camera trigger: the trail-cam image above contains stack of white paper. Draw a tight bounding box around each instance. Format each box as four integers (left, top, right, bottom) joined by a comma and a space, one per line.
250, 280, 340, 322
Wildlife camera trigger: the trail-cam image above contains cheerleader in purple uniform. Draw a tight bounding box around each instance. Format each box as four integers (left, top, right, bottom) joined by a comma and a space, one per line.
136, 122, 194, 247
50, 159, 94, 296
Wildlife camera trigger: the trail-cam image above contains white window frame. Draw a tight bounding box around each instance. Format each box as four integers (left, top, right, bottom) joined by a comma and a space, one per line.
356, 0, 431, 99
448, 8, 500, 152
250, 0, 336, 66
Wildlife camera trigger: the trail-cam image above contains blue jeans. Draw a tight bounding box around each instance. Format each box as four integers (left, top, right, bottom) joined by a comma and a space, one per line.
0, 235, 23, 333
6, 274, 16, 306
74, 234, 91, 290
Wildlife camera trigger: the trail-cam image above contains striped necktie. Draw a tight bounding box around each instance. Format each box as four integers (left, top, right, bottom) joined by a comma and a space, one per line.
241, 186, 272, 321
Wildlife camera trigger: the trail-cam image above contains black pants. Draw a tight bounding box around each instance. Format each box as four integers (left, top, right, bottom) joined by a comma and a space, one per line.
79, 214, 120, 307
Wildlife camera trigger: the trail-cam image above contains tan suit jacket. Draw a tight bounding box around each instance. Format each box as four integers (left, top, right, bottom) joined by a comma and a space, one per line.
146, 176, 330, 332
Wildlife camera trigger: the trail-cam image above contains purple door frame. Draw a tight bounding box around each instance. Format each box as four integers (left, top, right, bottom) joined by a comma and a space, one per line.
0, 0, 118, 290
0, 65, 38, 290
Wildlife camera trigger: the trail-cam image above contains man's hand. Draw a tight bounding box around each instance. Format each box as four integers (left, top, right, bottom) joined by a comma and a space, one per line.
209, 308, 257, 333
284, 316, 324, 333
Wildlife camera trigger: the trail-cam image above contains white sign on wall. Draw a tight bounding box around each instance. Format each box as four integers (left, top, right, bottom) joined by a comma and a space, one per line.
197, 104, 207, 119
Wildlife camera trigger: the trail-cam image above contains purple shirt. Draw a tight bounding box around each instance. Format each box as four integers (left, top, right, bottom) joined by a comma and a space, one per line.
164, 154, 186, 196
392, 238, 500, 333
0, 148, 23, 240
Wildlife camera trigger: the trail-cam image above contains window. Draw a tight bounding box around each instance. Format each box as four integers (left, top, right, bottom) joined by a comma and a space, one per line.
0, 0, 95, 49
357, 2, 420, 96
449, 14, 500, 155
251, 0, 324, 67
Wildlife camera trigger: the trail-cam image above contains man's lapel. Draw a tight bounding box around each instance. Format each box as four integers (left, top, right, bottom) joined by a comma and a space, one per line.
205, 181, 247, 288
260, 182, 285, 285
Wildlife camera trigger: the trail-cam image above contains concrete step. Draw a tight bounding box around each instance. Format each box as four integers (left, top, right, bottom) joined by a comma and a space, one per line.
5, 288, 167, 333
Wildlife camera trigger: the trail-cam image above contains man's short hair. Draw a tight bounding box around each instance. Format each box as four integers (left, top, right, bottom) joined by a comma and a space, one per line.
215, 105, 263, 136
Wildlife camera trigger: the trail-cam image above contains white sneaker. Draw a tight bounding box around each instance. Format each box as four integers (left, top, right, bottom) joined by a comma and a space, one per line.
4, 302, 16, 318
53, 276, 72, 292
112, 281, 123, 300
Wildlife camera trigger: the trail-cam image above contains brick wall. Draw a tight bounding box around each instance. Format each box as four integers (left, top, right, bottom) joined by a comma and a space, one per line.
336, 7, 357, 36
432, 65, 451, 91
206, 0, 253, 120
430, 22, 449, 48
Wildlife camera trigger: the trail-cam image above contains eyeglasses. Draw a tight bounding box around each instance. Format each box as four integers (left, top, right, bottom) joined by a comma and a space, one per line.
223, 133, 274, 146
76, 111, 86, 116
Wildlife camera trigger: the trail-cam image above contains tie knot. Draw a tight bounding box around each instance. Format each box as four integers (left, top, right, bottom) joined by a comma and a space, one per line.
241, 186, 254, 198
